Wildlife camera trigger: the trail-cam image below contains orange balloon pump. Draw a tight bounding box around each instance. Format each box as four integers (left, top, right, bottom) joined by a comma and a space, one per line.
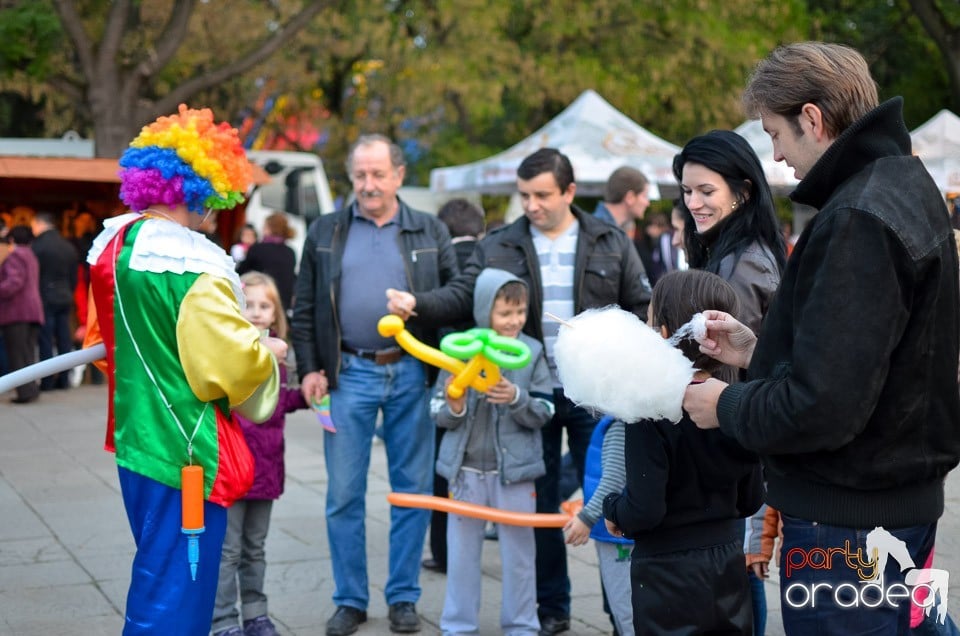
181, 465, 205, 581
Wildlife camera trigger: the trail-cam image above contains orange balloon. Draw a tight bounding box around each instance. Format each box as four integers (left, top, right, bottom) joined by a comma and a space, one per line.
387, 492, 571, 528
181, 465, 205, 531
560, 498, 584, 516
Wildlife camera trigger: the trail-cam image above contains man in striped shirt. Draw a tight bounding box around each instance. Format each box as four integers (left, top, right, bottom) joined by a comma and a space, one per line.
388, 148, 651, 634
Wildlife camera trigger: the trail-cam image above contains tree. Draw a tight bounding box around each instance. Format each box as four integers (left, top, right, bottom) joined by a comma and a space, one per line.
47, 0, 328, 157
388, 0, 809, 183
807, 0, 956, 127
905, 0, 960, 114
0, 2, 62, 135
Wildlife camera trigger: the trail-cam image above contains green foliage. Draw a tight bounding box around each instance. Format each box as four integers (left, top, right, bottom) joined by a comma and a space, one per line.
807, 0, 953, 127
1, 0, 959, 189
0, 1, 62, 78
395, 0, 808, 184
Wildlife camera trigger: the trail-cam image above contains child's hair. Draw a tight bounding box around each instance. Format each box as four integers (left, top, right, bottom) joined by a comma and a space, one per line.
495, 280, 528, 307
240, 271, 288, 339
649, 269, 741, 381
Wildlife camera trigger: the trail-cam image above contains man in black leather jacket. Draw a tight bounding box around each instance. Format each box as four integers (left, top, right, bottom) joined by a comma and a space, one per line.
388, 148, 651, 635
684, 42, 960, 635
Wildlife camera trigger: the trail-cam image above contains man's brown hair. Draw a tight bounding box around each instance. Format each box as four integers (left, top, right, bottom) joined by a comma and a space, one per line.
742, 42, 879, 138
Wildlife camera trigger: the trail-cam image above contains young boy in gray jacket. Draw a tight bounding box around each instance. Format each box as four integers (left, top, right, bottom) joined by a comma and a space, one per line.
432, 268, 554, 636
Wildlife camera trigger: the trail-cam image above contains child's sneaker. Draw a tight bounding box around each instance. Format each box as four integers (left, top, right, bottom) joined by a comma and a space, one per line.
244, 615, 279, 636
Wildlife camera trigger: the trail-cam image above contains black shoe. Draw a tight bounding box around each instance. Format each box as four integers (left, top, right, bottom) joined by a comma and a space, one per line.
388, 601, 421, 633
11, 395, 39, 404
421, 558, 446, 573
325, 606, 366, 636
539, 615, 570, 635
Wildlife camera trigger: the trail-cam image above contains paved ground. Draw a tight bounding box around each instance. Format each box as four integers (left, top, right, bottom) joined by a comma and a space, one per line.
1, 385, 958, 635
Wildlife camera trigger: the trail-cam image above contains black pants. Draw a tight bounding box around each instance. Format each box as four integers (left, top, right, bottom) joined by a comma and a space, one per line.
428, 427, 447, 567
631, 540, 752, 635
38, 303, 72, 390
535, 389, 598, 619
3, 322, 40, 401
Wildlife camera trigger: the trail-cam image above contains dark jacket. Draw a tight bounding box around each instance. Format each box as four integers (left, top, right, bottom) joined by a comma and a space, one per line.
712, 240, 781, 336
31, 228, 78, 308
237, 237, 297, 313
413, 206, 652, 341
291, 200, 459, 389
716, 98, 960, 528
603, 415, 761, 557
236, 364, 308, 500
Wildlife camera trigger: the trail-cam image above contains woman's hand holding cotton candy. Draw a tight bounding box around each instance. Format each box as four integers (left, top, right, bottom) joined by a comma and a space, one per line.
697, 310, 756, 370
682, 378, 728, 430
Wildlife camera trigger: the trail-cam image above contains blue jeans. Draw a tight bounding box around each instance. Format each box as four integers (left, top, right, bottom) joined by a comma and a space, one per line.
534, 389, 598, 619
749, 569, 766, 636
326, 352, 434, 610
38, 303, 73, 389
779, 515, 940, 635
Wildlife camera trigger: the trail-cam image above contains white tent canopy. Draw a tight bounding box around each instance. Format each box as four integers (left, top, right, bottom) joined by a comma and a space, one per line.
429, 90, 680, 198
910, 109, 960, 195
733, 120, 799, 191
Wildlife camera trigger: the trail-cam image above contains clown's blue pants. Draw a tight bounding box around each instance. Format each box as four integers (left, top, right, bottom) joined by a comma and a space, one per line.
118, 466, 227, 635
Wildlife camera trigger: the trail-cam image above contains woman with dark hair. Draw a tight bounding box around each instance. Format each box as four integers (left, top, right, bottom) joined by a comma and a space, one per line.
673, 129, 786, 335
673, 129, 786, 635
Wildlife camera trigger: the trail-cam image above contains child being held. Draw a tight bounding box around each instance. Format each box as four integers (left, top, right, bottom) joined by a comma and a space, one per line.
603, 269, 762, 636
431, 268, 554, 635
212, 272, 310, 636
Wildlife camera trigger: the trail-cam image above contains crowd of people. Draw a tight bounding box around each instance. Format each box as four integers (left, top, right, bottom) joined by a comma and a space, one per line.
2, 40, 959, 636
0, 208, 103, 401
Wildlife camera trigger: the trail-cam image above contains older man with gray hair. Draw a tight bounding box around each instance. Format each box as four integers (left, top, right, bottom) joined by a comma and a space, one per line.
292, 134, 460, 635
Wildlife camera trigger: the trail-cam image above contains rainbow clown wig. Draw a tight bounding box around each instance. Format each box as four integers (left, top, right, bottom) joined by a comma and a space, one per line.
119, 104, 252, 214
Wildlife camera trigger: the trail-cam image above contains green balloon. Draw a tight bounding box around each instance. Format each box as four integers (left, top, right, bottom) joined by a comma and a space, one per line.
440, 328, 531, 369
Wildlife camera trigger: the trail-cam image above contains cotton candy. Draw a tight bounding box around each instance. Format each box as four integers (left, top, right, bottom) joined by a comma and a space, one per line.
553, 307, 696, 423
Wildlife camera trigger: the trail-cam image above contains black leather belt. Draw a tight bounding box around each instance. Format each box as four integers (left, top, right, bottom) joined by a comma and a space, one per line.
341, 345, 404, 365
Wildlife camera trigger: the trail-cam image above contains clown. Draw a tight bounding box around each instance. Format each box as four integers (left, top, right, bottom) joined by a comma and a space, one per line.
82, 105, 284, 635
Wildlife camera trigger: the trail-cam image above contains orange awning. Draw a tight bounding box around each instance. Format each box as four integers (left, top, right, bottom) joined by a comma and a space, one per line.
0, 156, 271, 184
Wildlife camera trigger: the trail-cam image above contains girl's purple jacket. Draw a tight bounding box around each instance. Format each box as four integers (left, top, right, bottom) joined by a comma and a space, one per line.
236, 364, 308, 500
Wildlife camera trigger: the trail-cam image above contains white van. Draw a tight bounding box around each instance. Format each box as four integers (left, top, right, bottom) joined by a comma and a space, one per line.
244, 150, 336, 268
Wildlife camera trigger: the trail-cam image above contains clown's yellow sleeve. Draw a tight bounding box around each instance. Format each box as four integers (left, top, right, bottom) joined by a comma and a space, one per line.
177, 273, 279, 422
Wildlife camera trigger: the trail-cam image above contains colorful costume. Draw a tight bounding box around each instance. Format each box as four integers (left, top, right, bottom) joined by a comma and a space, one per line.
83, 106, 279, 635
